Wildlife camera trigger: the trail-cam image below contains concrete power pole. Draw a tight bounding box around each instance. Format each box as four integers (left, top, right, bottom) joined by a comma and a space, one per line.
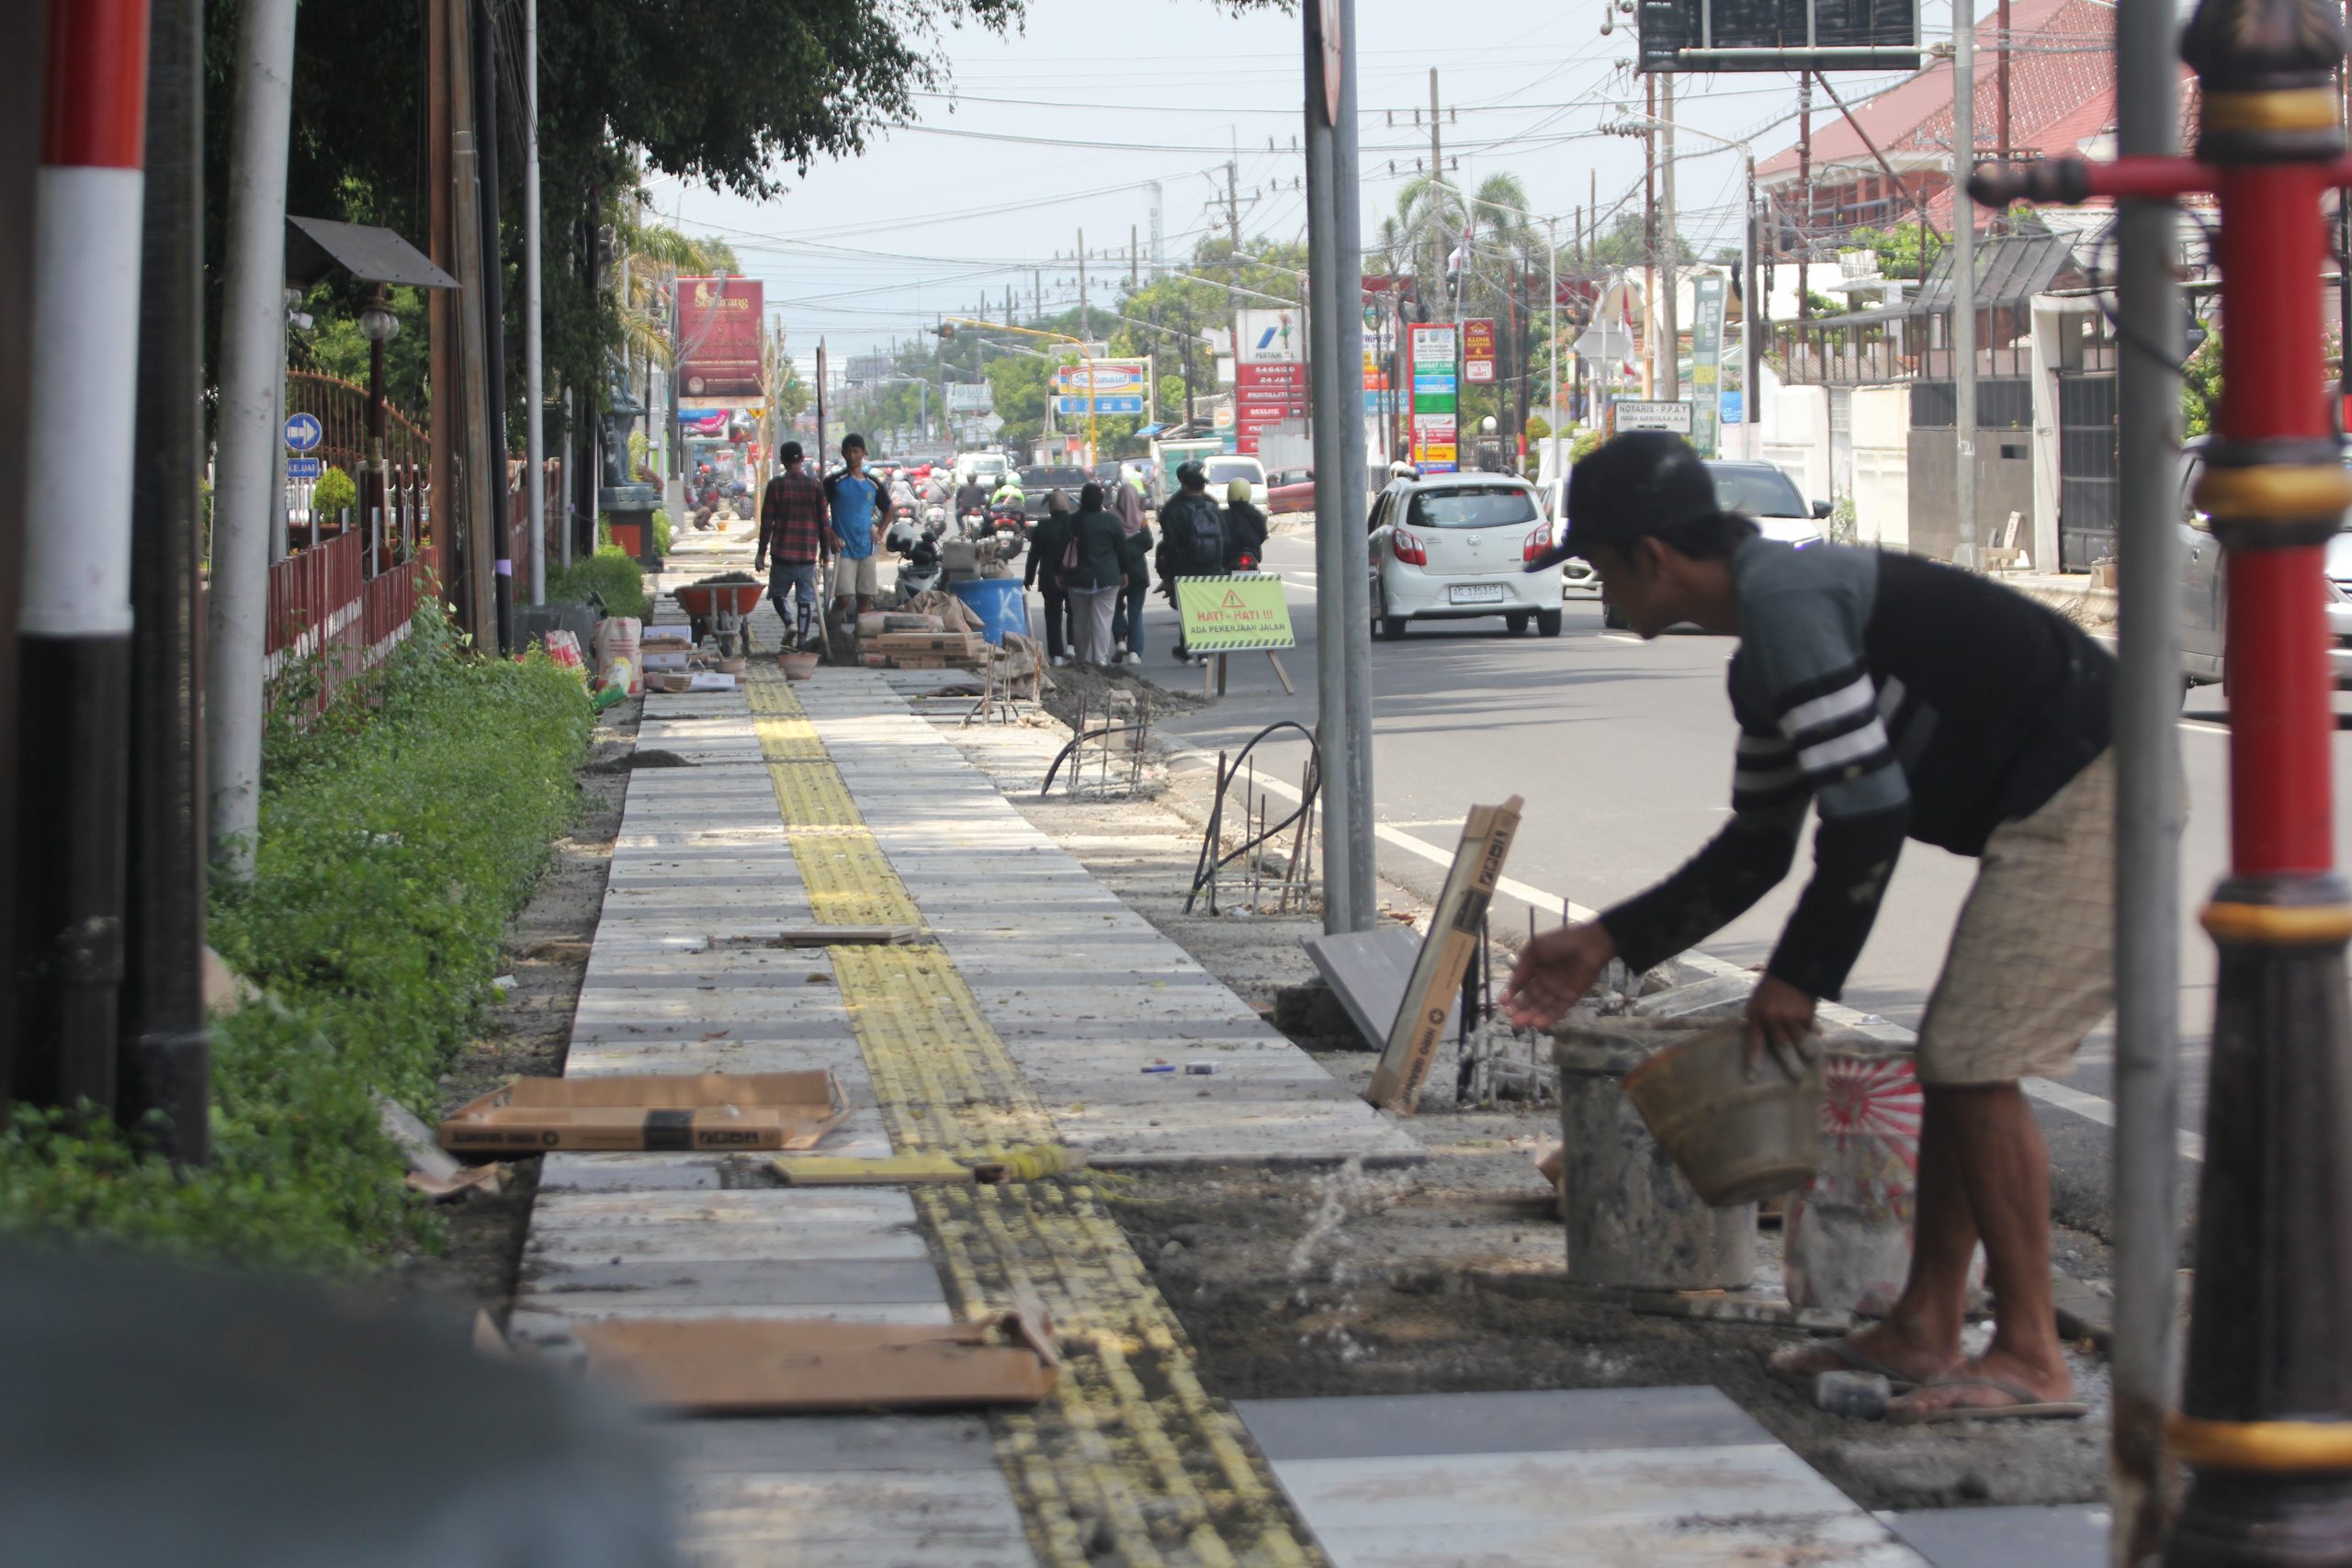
1078, 229, 1090, 344
1429, 68, 1446, 320
1953, 0, 1979, 558
1308, 0, 1377, 932
205, 0, 300, 880
523, 0, 546, 607
1659, 73, 1679, 400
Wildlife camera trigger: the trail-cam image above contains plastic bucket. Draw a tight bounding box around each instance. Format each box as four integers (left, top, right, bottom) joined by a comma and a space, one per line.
1554, 1021, 1757, 1291
948, 577, 1030, 646
1621, 1021, 1823, 1207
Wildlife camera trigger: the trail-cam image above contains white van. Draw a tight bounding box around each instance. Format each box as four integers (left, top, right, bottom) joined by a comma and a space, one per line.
1201, 454, 1269, 510
955, 451, 1010, 490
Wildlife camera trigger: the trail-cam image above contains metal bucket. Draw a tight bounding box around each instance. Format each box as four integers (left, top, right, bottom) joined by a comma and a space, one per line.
1554, 1021, 1758, 1291
1621, 1021, 1823, 1207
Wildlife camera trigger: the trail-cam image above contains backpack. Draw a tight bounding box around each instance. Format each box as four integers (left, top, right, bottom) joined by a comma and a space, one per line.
1172, 494, 1226, 572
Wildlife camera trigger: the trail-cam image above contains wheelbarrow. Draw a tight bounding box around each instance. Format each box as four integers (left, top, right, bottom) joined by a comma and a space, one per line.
673, 580, 765, 658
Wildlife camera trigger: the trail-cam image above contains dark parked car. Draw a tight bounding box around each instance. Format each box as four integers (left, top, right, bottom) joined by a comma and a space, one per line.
1016, 464, 1091, 515
1267, 467, 1316, 515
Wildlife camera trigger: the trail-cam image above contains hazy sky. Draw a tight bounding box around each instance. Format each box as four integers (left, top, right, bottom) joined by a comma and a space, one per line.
645, 0, 1951, 365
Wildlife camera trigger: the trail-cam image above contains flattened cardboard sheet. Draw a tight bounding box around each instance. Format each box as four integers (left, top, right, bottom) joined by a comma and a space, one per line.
438, 1071, 848, 1153
577, 1310, 1059, 1413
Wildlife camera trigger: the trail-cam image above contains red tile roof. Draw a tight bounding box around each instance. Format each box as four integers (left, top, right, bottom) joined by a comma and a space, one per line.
1757, 0, 2193, 226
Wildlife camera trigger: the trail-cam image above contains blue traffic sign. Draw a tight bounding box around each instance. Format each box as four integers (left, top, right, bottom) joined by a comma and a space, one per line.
286, 457, 322, 479
284, 412, 323, 452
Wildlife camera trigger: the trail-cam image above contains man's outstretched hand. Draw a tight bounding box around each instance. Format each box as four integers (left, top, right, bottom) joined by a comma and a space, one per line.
1501, 921, 1617, 1029
1744, 975, 1820, 1082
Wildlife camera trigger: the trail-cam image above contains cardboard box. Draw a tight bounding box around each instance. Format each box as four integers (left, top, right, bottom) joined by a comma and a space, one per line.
640, 650, 690, 673
438, 1071, 848, 1153
686, 671, 738, 691
644, 624, 693, 642
575, 1309, 1058, 1413
1366, 795, 1522, 1111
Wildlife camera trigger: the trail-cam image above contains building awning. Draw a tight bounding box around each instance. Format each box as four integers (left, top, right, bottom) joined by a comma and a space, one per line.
1135, 423, 1165, 438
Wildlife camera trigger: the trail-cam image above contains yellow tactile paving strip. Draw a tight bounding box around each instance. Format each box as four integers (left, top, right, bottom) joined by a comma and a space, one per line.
746, 663, 1321, 1568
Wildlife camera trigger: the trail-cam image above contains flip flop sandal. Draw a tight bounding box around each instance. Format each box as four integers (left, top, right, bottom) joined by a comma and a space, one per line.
1767, 1337, 1927, 1393
1888, 1374, 2089, 1425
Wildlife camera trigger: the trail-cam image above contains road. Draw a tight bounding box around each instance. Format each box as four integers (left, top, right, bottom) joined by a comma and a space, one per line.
1100, 524, 2352, 1236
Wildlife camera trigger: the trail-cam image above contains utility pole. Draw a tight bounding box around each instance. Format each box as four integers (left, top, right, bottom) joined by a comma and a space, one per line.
0, 2, 39, 1107
1033, 270, 1042, 321
119, 0, 211, 1162
1997, 0, 2013, 161
1078, 228, 1090, 344
1130, 225, 1138, 288
1642, 76, 1657, 396
19, 0, 152, 1116
1306, 0, 1377, 932
1798, 74, 1813, 321
473, 0, 511, 650
448, 0, 496, 639
1659, 73, 1679, 400
522, 0, 545, 607
205, 0, 297, 882
1953, 0, 1979, 558
1226, 154, 1242, 254
1429, 68, 1446, 320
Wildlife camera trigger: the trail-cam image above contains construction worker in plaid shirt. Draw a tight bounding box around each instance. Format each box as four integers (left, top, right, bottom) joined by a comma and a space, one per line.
756, 441, 829, 651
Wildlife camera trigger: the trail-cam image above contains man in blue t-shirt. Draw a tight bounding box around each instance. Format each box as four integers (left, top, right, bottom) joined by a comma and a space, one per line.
822, 432, 884, 623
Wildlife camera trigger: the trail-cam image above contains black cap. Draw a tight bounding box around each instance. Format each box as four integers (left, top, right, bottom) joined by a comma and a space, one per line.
1524, 432, 1714, 572
779, 440, 803, 464
1176, 461, 1206, 488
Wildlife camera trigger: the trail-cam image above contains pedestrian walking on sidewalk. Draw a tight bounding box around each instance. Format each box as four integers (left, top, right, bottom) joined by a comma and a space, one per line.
1110, 472, 1153, 664
1501, 432, 2117, 1425
822, 433, 884, 628
1062, 482, 1131, 667
1026, 491, 1077, 667
1155, 462, 1227, 663
755, 441, 828, 650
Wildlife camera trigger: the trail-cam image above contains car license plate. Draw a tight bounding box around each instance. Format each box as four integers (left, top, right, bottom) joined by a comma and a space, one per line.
1449, 583, 1507, 604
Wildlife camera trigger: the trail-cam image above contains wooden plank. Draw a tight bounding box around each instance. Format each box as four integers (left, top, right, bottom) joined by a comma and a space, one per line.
1365, 796, 1521, 1112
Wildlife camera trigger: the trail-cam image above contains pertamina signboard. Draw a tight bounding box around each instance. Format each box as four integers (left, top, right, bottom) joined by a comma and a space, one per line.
1463, 318, 1498, 385
1173, 573, 1298, 654
674, 276, 763, 398
1235, 361, 1306, 456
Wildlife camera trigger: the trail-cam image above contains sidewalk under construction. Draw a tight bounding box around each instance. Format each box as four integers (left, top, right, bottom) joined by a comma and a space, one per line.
506, 574, 1968, 1566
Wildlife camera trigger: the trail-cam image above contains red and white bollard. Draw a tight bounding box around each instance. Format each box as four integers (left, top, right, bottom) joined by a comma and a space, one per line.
14, 0, 151, 1111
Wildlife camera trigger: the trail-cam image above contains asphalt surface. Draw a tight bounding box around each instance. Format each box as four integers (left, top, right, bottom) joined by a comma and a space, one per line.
1095, 523, 2352, 1240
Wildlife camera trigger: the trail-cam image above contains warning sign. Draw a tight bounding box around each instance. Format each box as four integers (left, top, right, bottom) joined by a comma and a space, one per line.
1173, 573, 1297, 654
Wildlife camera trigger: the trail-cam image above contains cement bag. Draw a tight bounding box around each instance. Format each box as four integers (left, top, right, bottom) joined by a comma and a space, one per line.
1783, 1046, 1923, 1315
593, 615, 642, 696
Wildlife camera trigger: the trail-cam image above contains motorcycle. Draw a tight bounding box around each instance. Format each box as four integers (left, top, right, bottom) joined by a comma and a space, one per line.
892, 529, 944, 604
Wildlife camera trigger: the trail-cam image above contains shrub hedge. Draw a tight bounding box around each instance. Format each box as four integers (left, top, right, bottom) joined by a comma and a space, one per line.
0, 600, 593, 1269
547, 546, 649, 621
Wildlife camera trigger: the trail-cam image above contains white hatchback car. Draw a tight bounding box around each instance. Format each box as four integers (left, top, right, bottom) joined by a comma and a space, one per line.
1368, 472, 1563, 637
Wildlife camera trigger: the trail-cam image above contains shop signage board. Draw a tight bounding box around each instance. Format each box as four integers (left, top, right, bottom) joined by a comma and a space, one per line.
674, 276, 764, 398
1463, 318, 1498, 385
1612, 400, 1694, 435
1689, 275, 1726, 458
1051, 358, 1148, 416
1235, 360, 1306, 456
1407, 323, 1458, 473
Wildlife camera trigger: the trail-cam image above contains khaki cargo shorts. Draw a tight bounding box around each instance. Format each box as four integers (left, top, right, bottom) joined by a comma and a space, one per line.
1916, 750, 2118, 1088
836, 554, 882, 596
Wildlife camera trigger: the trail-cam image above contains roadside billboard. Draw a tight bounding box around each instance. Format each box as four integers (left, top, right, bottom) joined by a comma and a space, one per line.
1051, 358, 1148, 416
1463, 318, 1498, 385
673, 276, 763, 398
1611, 400, 1693, 435
1235, 361, 1306, 455
1407, 322, 1458, 473
1689, 275, 1726, 457
944, 382, 993, 413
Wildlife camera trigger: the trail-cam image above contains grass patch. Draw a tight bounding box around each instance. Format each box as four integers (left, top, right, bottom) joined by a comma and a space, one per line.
0, 600, 593, 1269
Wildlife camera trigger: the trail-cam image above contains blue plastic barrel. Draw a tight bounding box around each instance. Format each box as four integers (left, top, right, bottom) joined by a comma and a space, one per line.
949, 577, 1030, 646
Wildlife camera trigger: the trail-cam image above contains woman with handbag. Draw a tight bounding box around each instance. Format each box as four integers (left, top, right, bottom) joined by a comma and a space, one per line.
1024, 491, 1076, 667
1061, 483, 1131, 668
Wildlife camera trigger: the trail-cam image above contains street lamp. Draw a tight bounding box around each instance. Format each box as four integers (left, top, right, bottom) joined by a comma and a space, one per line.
358, 288, 401, 570
938, 316, 1102, 465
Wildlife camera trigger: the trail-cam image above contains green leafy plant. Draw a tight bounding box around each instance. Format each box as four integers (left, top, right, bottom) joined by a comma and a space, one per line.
547, 546, 649, 620
0, 597, 592, 1268
1570, 427, 1603, 465
311, 465, 358, 519
2183, 323, 2222, 439
652, 507, 673, 557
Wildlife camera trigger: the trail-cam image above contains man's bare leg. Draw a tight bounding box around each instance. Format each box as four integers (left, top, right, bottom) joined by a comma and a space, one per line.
1770, 1088, 1977, 1384
1892, 1083, 2072, 1414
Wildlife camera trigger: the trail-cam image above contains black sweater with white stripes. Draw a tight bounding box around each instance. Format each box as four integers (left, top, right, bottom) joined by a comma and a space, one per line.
1600, 540, 2113, 1001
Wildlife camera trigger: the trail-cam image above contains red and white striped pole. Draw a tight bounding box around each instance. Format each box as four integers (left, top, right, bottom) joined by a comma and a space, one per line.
16, 0, 150, 1111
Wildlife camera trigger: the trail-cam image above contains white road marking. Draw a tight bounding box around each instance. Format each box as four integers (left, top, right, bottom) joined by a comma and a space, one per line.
1599, 633, 1644, 645
1187, 744, 2200, 1160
